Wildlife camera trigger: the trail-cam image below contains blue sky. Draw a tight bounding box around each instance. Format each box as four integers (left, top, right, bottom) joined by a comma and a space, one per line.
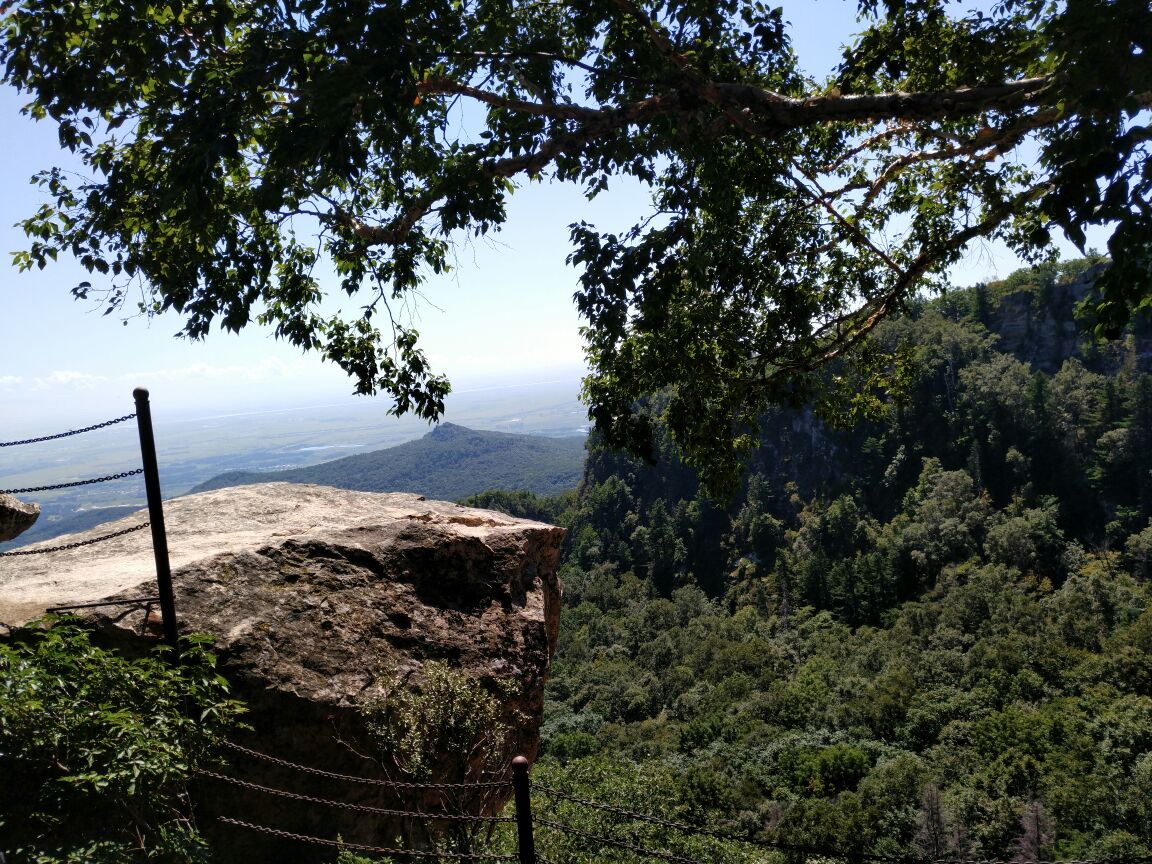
0, 87, 606, 427
0, 1, 1093, 433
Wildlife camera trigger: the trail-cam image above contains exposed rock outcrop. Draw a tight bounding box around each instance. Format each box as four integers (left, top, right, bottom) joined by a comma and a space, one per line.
0, 493, 39, 542
985, 264, 1152, 375
0, 483, 564, 863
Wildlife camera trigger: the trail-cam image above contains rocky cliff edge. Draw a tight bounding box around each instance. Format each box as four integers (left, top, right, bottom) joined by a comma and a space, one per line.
0, 483, 564, 861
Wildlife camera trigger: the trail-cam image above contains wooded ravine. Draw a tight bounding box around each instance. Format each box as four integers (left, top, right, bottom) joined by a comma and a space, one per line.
465, 258, 1152, 863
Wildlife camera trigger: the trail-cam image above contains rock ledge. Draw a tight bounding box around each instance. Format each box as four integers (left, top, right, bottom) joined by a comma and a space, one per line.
0, 483, 564, 862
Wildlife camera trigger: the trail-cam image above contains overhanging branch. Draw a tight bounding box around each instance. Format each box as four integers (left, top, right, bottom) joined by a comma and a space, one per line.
745, 182, 1053, 385
718, 76, 1058, 126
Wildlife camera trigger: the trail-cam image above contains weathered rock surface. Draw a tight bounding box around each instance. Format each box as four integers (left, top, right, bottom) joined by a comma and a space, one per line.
0, 493, 39, 542
986, 264, 1152, 375
0, 483, 564, 863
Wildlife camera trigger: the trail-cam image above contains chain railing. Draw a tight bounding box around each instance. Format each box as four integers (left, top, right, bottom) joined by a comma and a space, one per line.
0, 413, 136, 447
0, 521, 151, 558
1, 390, 177, 657
47, 596, 160, 613
218, 739, 512, 790
207, 738, 523, 861
217, 817, 518, 860
203, 743, 928, 864
0, 468, 144, 496
200, 769, 517, 822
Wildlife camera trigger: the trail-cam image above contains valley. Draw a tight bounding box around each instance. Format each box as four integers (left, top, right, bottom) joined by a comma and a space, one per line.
5, 260, 1152, 863
1, 376, 586, 546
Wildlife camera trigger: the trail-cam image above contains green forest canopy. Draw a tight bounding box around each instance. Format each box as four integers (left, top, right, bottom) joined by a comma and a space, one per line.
2, 0, 1150, 486
474, 265, 1152, 863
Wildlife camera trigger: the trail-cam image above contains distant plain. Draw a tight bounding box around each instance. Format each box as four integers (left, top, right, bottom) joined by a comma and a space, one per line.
2, 375, 586, 545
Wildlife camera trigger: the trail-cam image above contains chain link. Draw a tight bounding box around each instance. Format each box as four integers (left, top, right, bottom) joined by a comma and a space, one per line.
536, 817, 704, 864
217, 816, 518, 859
535, 785, 914, 863
0, 413, 136, 448
534, 786, 1151, 864
200, 769, 515, 823
1, 467, 144, 495
220, 740, 512, 791
0, 521, 151, 557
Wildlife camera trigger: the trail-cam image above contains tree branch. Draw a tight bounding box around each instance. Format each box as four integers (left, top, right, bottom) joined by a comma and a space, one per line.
858, 108, 1060, 211
751, 183, 1052, 382
416, 77, 606, 122
717, 76, 1058, 127
436, 49, 634, 81
788, 159, 906, 276
328, 96, 672, 248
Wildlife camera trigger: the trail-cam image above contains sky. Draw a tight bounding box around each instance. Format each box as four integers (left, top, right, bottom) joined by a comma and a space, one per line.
0, 1, 1098, 434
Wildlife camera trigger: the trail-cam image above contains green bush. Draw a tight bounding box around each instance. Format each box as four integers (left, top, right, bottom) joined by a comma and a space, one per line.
0, 619, 246, 863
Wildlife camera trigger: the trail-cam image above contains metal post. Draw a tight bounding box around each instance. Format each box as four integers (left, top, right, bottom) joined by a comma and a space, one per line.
133, 388, 179, 661
511, 756, 537, 864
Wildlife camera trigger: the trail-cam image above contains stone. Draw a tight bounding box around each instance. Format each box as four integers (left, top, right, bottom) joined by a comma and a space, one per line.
0, 493, 39, 542
985, 263, 1152, 376
0, 483, 564, 863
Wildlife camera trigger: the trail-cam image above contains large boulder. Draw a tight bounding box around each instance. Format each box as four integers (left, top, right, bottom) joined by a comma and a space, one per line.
0, 483, 564, 862
0, 493, 39, 542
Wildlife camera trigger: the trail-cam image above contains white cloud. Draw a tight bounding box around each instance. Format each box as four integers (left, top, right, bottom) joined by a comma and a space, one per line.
29, 370, 109, 390
116, 356, 312, 384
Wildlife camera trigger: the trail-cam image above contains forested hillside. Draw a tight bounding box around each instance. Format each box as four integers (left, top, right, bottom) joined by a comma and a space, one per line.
190, 423, 587, 500
469, 260, 1152, 862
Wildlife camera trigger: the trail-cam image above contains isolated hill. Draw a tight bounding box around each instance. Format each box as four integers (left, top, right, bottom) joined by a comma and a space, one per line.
188, 423, 587, 500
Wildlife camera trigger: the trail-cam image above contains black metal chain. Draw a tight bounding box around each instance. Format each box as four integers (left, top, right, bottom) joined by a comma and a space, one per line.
220, 740, 512, 791
536, 817, 703, 864
534, 785, 915, 864
1, 468, 144, 495
217, 816, 518, 860
0, 521, 151, 557
0, 413, 136, 448
535, 785, 727, 840
48, 595, 159, 612
533, 787, 1150, 864
199, 770, 515, 823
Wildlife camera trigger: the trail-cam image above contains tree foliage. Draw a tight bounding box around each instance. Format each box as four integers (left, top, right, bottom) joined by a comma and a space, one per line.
0, 621, 246, 863
530, 263, 1152, 862
2, 0, 1150, 487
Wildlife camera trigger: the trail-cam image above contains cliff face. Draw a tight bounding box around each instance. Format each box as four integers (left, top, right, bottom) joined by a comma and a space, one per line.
0, 483, 564, 862
987, 273, 1090, 374
984, 264, 1152, 374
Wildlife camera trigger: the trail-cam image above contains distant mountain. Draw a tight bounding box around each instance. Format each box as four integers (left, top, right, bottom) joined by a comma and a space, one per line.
188, 423, 587, 500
